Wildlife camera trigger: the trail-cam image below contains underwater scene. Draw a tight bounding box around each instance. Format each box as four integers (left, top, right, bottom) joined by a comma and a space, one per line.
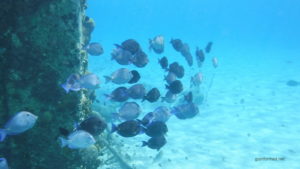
0, 0, 300, 169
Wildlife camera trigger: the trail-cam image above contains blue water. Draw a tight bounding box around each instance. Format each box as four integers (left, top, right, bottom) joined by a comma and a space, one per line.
87, 0, 300, 168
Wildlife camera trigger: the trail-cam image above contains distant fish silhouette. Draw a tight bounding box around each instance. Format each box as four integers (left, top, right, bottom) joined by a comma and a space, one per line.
195, 47, 205, 67
205, 42, 213, 53
149, 35, 164, 54
212, 57, 218, 68
286, 80, 299, 87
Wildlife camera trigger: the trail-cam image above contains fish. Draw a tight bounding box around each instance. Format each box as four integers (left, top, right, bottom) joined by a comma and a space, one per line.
85, 42, 104, 56
143, 88, 161, 103
128, 70, 141, 84
61, 73, 81, 93
128, 83, 146, 99
141, 107, 171, 126
158, 56, 168, 70
161, 91, 177, 103
168, 62, 184, 78
141, 112, 155, 126
145, 121, 168, 137
142, 136, 166, 151
59, 130, 95, 149
205, 42, 213, 53
111, 45, 133, 65
170, 38, 183, 52
116, 102, 141, 121
76, 116, 107, 136
79, 73, 100, 90
212, 57, 218, 68
121, 39, 141, 55
0, 111, 38, 142
149, 35, 164, 54
152, 106, 171, 123
131, 50, 149, 68
111, 120, 144, 137
104, 68, 133, 84
164, 72, 177, 85
286, 80, 299, 87
190, 72, 203, 87
171, 103, 199, 119
195, 47, 205, 67
175, 65, 184, 78
0, 158, 9, 169
166, 80, 183, 94
180, 43, 193, 66
106, 87, 129, 102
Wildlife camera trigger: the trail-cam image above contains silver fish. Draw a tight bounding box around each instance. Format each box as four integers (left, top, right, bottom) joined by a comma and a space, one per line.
59, 130, 95, 149
171, 103, 199, 119
152, 106, 171, 123
104, 68, 133, 84
111, 46, 133, 65
86, 42, 104, 56
149, 35, 164, 54
0, 111, 38, 142
117, 102, 141, 121
164, 72, 177, 85
61, 73, 81, 93
79, 73, 100, 90
161, 91, 177, 103
128, 84, 146, 99
142, 106, 171, 126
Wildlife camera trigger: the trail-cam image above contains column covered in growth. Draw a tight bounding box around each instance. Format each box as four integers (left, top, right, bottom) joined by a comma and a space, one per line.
0, 0, 99, 168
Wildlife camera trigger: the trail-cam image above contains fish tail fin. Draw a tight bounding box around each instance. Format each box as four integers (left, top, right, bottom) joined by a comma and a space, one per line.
114, 44, 122, 49
61, 84, 70, 93
104, 94, 111, 100
141, 96, 146, 102
111, 54, 115, 60
139, 126, 146, 135
59, 137, 68, 148
0, 129, 7, 142
111, 123, 117, 133
142, 141, 148, 147
103, 76, 112, 84
165, 85, 169, 89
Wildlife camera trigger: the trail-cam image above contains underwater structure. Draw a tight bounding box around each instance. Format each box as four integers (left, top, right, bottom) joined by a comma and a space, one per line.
0, 0, 114, 168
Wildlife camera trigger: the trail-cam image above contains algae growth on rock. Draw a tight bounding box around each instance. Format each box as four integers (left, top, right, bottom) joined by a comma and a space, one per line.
0, 0, 102, 168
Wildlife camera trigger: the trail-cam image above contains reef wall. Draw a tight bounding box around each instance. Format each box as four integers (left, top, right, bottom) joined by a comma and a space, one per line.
0, 0, 100, 168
